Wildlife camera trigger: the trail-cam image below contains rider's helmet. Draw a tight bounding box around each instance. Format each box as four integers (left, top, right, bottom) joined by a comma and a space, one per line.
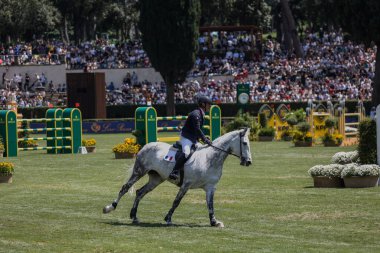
197, 95, 212, 106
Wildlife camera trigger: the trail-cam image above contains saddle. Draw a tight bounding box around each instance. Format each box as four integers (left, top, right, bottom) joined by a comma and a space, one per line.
171, 141, 196, 160
168, 142, 196, 186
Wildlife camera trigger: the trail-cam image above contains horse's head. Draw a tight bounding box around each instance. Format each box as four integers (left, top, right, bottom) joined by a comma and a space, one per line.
238, 128, 252, 166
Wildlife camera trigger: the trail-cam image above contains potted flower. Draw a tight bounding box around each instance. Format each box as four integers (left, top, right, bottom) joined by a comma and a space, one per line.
308, 164, 345, 188
258, 127, 275, 141
112, 138, 141, 159
321, 132, 343, 147
331, 151, 359, 165
341, 164, 380, 188
18, 140, 38, 148
293, 122, 312, 147
82, 138, 96, 153
280, 128, 293, 141
0, 162, 14, 183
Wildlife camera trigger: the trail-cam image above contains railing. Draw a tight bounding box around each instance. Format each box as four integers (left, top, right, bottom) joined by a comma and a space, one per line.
0, 54, 64, 66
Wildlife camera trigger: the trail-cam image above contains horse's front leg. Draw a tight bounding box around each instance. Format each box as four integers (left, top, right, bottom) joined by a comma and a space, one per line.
206, 187, 224, 228
164, 183, 190, 225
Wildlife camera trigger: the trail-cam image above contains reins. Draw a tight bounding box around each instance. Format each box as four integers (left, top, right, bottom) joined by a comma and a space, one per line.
208, 144, 240, 158
208, 128, 248, 159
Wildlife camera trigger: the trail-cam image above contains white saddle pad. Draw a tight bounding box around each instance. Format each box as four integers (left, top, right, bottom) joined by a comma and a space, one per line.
164, 148, 177, 163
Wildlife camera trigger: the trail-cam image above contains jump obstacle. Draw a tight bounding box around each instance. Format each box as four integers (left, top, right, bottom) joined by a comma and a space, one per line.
337, 100, 365, 145
258, 101, 366, 144
0, 108, 82, 157
134, 105, 221, 146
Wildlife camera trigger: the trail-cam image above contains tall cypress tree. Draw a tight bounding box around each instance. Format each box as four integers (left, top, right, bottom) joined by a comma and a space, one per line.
139, 0, 201, 115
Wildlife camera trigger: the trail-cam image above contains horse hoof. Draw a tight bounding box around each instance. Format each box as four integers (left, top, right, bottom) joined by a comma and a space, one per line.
103, 205, 114, 214
132, 218, 140, 224
211, 220, 224, 228
166, 221, 173, 226
216, 221, 224, 228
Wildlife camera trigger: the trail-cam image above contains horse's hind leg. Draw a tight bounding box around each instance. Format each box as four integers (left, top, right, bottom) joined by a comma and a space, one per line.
130, 171, 164, 224
103, 161, 144, 214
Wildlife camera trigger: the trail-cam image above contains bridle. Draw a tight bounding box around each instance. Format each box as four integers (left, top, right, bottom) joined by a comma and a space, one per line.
208, 128, 249, 161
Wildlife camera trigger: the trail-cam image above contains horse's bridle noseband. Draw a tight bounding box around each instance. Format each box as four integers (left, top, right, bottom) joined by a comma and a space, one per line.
208, 128, 249, 160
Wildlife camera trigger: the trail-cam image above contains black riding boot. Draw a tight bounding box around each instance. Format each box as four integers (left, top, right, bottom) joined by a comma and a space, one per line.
169, 153, 187, 180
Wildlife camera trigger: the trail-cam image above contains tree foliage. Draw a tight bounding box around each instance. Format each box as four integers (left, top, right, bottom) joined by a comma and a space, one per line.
139, 0, 201, 114
308, 0, 380, 106
0, 0, 59, 42
200, 0, 272, 32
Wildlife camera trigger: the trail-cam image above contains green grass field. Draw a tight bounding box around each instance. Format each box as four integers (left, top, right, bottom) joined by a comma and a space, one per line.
1, 133, 380, 253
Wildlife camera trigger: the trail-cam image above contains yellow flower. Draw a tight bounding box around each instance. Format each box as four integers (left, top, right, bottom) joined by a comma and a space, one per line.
82, 138, 96, 147
0, 162, 14, 175
113, 138, 140, 154
124, 138, 136, 145
305, 132, 313, 138
332, 133, 343, 141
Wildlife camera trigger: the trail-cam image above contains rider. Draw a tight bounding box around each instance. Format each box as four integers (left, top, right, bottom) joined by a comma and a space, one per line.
169, 95, 213, 180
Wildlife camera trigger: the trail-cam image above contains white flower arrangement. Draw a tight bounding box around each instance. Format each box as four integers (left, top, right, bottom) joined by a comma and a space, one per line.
331, 151, 359, 165
308, 165, 324, 177
308, 164, 345, 178
341, 164, 380, 177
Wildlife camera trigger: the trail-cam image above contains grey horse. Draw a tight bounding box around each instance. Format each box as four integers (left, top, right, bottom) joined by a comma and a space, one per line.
103, 128, 252, 227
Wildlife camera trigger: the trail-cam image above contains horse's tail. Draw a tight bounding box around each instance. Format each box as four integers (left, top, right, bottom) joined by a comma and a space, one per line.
102, 156, 144, 214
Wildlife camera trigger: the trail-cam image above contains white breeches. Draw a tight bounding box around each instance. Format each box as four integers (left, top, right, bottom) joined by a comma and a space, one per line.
180, 136, 194, 158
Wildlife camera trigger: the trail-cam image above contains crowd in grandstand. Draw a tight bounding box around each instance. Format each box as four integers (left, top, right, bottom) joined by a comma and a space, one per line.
0, 29, 376, 108
107, 30, 375, 105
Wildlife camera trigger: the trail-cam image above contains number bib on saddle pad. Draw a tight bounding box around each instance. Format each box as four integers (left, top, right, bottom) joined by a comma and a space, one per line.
163, 142, 196, 163
164, 148, 177, 163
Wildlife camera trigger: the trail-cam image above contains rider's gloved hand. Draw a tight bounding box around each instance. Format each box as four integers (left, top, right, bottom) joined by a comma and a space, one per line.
204, 137, 212, 146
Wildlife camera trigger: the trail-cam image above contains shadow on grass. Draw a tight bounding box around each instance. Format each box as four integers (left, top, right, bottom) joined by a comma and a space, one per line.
303, 186, 346, 189
104, 220, 209, 228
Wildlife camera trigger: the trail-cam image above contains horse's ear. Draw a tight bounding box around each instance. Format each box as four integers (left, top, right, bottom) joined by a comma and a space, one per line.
240, 127, 249, 136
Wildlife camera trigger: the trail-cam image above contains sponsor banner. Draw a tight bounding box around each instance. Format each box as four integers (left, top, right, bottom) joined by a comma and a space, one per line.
29, 120, 183, 134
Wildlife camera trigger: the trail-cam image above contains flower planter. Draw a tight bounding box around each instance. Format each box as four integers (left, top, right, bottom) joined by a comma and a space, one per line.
0, 174, 13, 183
282, 136, 292, 142
114, 152, 135, 159
294, 141, 312, 147
313, 176, 344, 188
258, 136, 274, 142
86, 146, 96, 153
343, 176, 379, 188
323, 141, 341, 147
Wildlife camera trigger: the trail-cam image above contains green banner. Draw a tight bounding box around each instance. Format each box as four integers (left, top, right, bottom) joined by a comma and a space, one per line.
0, 110, 18, 157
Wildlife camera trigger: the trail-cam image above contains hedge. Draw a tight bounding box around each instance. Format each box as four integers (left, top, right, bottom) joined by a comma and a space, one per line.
358, 118, 377, 164
105, 100, 372, 118
16, 100, 372, 119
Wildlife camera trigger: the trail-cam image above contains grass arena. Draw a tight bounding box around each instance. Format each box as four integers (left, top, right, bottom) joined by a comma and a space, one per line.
1, 132, 380, 252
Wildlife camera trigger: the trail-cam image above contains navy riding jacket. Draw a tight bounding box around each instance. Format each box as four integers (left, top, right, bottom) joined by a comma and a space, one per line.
181, 108, 208, 144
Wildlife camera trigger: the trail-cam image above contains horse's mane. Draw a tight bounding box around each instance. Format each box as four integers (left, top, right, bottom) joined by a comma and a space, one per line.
196, 130, 241, 152
212, 130, 240, 145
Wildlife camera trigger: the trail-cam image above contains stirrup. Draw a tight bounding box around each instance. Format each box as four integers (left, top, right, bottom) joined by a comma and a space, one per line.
169, 171, 179, 180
